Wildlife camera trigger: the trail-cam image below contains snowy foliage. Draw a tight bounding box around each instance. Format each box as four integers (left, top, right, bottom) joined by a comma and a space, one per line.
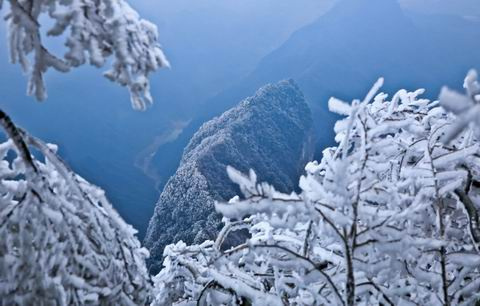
0, 110, 152, 304
1, 0, 169, 109
153, 73, 480, 305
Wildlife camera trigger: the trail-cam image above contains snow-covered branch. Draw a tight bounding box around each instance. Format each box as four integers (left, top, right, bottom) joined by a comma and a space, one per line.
0, 109, 153, 304
2, 0, 169, 109
440, 69, 480, 143
154, 74, 480, 305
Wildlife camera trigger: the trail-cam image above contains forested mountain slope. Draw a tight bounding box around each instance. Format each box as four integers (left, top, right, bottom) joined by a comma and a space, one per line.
144, 80, 314, 273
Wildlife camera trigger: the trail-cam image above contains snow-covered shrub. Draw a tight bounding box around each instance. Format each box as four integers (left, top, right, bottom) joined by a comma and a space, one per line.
154, 73, 480, 305
0, 0, 169, 109
0, 110, 152, 305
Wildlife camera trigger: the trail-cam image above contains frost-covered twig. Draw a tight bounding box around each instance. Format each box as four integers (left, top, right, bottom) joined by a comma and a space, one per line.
154, 74, 480, 305
3, 0, 169, 109
440, 70, 480, 143
0, 109, 153, 304
0, 109, 36, 173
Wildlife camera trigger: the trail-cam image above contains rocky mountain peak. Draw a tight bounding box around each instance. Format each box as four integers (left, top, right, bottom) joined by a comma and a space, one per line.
144, 80, 314, 274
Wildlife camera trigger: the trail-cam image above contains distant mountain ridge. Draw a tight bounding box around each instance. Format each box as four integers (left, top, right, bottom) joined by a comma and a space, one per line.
150, 0, 480, 190
144, 80, 315, 274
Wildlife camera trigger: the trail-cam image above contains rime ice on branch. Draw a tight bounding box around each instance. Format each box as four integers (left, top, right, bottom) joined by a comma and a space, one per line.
154, 73, 480, 305
440, 69, 480, 143
0, 110, 153, 304
1, 0, 169, 110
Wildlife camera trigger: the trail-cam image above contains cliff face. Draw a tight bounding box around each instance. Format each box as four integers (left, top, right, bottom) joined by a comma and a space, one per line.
144, 80, 315, 274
